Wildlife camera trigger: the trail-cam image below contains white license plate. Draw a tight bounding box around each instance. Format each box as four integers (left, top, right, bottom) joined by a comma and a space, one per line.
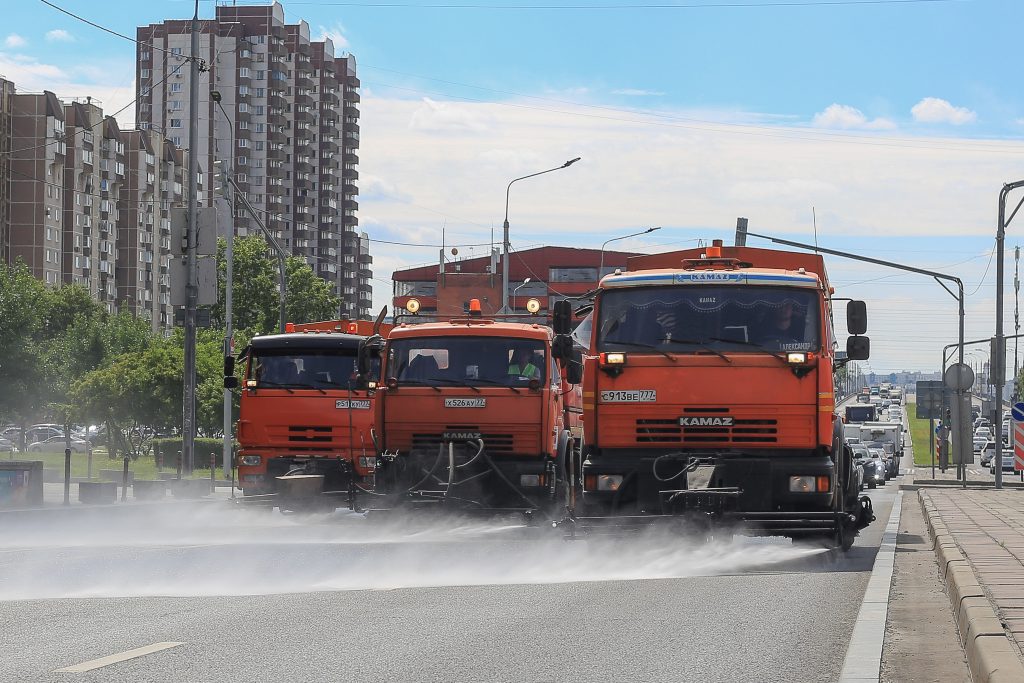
336, 400, 371, 410
445, 398, 487, 408
600, 390, 657, 403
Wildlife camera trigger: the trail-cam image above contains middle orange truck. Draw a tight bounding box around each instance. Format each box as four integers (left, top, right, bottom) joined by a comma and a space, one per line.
360, 299, 583, 516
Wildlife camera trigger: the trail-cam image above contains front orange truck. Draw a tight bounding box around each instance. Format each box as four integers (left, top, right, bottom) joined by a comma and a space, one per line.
556, 241, 875, 548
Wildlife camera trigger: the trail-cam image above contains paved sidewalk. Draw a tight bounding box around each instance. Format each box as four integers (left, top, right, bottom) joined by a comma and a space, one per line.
919, 486, 1024, 683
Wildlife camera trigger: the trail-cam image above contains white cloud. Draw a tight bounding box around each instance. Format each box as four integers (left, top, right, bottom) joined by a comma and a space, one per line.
409, 97, 492, 133
811, 104, 896, 130
0, 52, 138, 125
611, 88, 666, 97
315, 24, 350, 50
4, 34, 26, 48
1016, 118, 1024, 126
911, 97, 977, 125
44, 29, 74, 43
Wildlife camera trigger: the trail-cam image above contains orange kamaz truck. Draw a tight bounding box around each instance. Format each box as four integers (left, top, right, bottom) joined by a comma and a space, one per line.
236, 318, 389, 507
363, 300, 583, 516
554, 240, 874, 547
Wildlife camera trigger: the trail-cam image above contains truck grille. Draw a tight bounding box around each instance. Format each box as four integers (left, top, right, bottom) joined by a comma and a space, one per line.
412, 426, 515, 453
637, 408, 778, 445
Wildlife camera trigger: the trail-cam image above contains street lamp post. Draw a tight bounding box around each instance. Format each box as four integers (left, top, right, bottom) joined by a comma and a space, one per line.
511, 278, 531, 310
501, 157, 580, 313
599, 226, 662, 278
993, 179, 1024, 489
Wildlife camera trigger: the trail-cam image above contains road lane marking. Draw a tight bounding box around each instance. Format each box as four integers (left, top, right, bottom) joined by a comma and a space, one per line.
54, 642, 184, 673
838, 490, 903, 682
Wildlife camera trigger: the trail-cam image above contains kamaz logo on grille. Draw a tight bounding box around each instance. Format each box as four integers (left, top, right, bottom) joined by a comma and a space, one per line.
443, 431, 482, 441
679, 416, 734, 427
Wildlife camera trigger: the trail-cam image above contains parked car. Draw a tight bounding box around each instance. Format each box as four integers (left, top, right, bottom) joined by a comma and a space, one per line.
0, 436, 15, 452
26, 435, 90, 453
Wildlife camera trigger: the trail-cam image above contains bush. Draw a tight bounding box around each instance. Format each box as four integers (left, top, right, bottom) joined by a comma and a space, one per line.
151, 437, 229, 469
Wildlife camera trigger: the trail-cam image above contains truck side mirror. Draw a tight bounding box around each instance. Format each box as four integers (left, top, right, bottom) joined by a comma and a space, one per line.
552, 334, 572, 361
357, 336, 381, 377
552, 300, 572, 336
847, 300, 868, 335
566, 348, 584, 385
847, 335, 870, 360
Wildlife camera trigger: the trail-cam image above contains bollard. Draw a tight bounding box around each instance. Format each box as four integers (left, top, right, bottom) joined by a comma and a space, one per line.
121, 456, 130, 502
156, 447, 163, 473
87, 446, 93, 480
8, 445, 13, 460
210, 452, 216, 492
64, 448, 72, 505
176, 450, 182, 480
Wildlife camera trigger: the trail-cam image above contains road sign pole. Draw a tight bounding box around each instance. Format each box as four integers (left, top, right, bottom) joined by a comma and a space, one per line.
929, 417, 935, 479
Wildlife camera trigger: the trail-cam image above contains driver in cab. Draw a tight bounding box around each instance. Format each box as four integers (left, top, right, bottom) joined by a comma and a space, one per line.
755, 300, 803, 346
507, 347, 541, 381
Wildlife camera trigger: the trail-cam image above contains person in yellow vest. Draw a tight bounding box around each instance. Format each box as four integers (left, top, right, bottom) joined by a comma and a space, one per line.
508, 347, 541, 381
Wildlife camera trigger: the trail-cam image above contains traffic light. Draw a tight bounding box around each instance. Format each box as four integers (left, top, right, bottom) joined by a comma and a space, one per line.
213, 159, 229, 198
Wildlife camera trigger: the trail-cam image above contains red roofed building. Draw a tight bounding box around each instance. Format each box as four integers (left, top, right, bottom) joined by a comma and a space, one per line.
391, 245, 641, 319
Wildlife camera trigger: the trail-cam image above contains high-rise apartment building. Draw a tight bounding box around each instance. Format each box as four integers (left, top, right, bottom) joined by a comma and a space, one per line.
3, 77, 189, 328
8, 90, 66, 287
0, 77, 13, 266
136, 0, 371, 318
117, 129, 187, 331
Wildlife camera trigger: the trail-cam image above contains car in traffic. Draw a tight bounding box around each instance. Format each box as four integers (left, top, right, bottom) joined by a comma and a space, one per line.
26, 435, 90, 453
990, 450, 1018, 474
975, 427, 992, 440
857, 452, 886, 489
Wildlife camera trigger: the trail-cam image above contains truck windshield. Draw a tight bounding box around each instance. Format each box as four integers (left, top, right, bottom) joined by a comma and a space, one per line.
248, 349, 366, 389
386, 336, 546, 386
597, 285, 820, 354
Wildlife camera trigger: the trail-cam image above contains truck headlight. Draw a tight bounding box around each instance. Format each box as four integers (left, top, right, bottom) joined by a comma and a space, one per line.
789, 475, 815, 493
240, 455, 262, 466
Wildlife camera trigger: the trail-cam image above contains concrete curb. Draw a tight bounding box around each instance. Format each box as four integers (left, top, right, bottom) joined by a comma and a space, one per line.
918, 490, 1024, 683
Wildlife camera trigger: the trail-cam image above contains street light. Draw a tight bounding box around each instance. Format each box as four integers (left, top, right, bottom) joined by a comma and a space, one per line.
512, 277, 531, 309
599, 226, 662, 278
994, 179, 1024, 488
501, 157, 581, 313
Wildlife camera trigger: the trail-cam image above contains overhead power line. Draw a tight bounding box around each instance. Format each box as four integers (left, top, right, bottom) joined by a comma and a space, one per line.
288, 0, 965, 9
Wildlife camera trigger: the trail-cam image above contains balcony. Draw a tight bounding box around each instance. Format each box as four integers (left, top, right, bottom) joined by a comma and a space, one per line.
344, 90, 360, 103
342, 167, 358, 180
344, 104, 359, 119
269, 92, 287, 109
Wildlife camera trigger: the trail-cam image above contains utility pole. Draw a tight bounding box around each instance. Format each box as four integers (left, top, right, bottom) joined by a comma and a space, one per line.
1015, 245, 1020, 397
182, 1, 201, 475
993, 180, 1024, 489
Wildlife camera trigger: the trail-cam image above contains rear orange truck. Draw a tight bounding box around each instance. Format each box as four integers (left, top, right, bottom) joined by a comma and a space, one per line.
235, 318, 390, 509
554, 240, 875, 548
360, 300, 583, 517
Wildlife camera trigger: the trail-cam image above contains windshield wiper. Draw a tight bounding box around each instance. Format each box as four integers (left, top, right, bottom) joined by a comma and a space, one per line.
256, 381, 296, 394
396, 379, 443, 393
432, 379, 482, 393
468, 377, 522, 394
603, 340, 676, 362
706, 337, 786, 363
660, 338, 732, 364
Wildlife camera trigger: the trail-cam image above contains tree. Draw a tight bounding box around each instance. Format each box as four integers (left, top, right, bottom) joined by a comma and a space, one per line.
212, 234, 280, 334
212, 234, 342, 334
285, 255, 341, 324
0, 262, 50, 426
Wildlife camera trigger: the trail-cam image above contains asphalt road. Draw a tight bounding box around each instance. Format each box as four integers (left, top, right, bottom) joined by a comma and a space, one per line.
0, 484, 899, 682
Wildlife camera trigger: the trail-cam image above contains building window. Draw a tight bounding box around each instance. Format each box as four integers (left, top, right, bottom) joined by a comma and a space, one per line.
171, 47, 183, 56
170, 82, 182, 92
170, 119, 182, 128
256, 88, 265, 97
238, 102, 249, 113
140, 68, 151, 78
256, 70, 265, 80
239, 67, 251, 78
549, 267, 599, 283
169, 101, 182, 111
239, 85, 249, 96
255, 105, 264, 115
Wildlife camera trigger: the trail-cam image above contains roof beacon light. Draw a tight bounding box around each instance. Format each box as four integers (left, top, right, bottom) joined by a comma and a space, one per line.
347, 322, 359, 333
469, 298, 482, 316
526, 298, 541, 314
406, 298, 421, 314
706, 244, 722, 258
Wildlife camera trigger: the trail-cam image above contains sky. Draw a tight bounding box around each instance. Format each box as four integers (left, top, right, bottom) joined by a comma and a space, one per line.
3, 0, 1024, 373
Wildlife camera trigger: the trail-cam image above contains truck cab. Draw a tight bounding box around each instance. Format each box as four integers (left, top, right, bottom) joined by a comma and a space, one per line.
369, 306, 582, 513
565, 241, 872, 546
236, 330, 379, 498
